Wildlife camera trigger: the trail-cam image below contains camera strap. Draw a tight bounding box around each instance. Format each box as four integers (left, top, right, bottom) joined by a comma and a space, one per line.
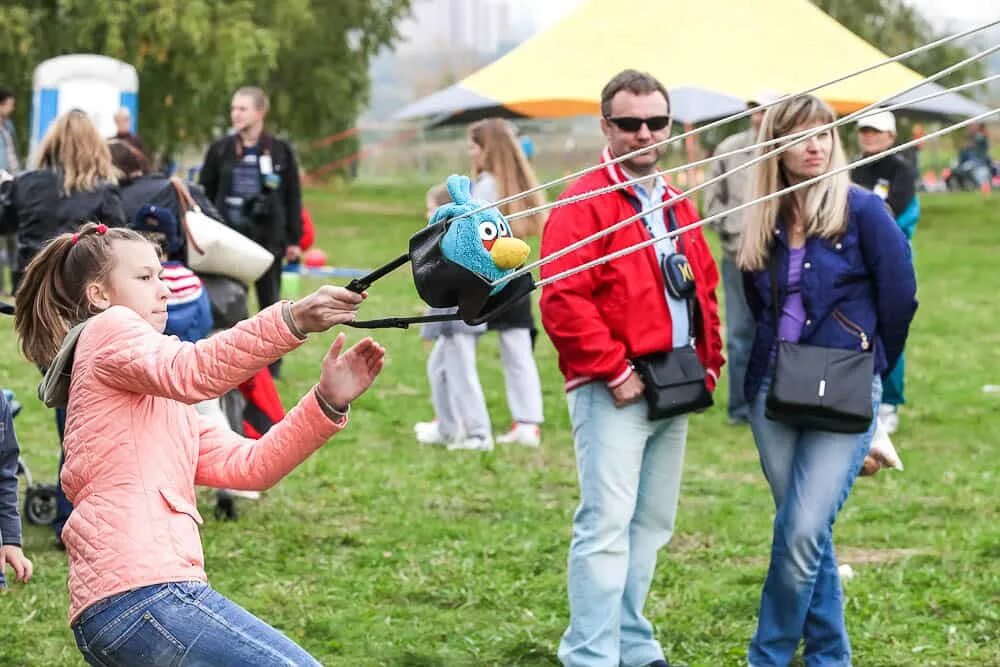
635, 195, 696, 343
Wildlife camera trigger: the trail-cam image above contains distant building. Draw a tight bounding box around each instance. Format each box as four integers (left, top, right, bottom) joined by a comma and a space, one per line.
395, 0, 518, 58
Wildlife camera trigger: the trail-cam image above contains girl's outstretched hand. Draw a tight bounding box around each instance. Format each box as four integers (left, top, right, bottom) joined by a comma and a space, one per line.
317, 334, 385, 412
290, 286, 368, 334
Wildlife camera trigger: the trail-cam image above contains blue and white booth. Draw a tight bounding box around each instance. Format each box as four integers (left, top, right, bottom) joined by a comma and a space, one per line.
30, 54, 139, 153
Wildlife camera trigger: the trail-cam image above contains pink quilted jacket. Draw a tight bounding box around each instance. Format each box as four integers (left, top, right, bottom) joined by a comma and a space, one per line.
49, 303, 346, 624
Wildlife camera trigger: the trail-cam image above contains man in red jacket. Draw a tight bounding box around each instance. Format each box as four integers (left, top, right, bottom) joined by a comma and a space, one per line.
541, 70, 723, 667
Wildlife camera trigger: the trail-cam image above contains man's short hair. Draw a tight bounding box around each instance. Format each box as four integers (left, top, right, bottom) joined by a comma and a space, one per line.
0, 87, 13, 104
600, 70, 670, 118
234, 86, 270, 112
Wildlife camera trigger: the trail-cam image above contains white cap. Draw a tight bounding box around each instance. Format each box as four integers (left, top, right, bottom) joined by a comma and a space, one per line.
749, 90, 782, 108
857, 110, 896, 134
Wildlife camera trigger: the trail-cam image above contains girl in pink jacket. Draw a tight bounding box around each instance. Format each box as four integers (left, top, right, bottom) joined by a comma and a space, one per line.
15, 222, 385, 666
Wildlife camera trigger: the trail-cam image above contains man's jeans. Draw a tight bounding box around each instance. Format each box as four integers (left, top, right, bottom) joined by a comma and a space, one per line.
558, 382, 688, 667
747, 376, 881, 667
722, 256, 754, 422
73, 581, 321, 666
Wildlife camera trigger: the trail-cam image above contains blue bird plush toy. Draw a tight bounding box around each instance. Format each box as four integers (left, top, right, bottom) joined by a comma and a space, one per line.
428, 175, 530, 294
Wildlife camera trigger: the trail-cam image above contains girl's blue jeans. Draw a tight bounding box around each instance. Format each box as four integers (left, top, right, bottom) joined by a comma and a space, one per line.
72, 581, 320, 666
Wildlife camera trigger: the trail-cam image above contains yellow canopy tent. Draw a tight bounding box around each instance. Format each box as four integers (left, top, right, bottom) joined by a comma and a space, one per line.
396, 0, 985, 124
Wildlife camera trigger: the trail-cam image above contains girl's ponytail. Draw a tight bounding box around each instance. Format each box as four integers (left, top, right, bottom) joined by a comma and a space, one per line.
15, 222, 148, 368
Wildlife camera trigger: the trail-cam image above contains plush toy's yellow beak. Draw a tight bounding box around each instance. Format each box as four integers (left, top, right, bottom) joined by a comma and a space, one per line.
490, 237, 530, 270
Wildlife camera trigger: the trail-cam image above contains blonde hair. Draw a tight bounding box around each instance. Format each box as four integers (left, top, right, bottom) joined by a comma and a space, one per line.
15, 223, 151, 368
737, 95, 849, 271
469, 119, 546, 238
32, 111, 116, 195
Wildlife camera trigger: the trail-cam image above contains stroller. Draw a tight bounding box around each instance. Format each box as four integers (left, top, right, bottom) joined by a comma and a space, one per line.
1, 296, 61, 528
6, 390, 60, 527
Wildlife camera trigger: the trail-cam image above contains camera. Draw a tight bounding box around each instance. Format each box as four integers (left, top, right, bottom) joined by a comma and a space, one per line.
242, 192, 274, 221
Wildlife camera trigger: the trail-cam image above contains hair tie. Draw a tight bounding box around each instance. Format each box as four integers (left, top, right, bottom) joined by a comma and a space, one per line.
71, 224, 108, 246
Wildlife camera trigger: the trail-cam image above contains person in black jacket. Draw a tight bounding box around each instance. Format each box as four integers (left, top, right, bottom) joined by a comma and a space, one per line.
2, 110, 126, 291
199, 87, 302, 318
109, 138, 221, 262
850, 110, 919, 434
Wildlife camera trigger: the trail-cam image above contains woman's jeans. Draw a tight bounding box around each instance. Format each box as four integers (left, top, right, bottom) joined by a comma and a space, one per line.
747, 376, 881, 667
73, 581, 320, 666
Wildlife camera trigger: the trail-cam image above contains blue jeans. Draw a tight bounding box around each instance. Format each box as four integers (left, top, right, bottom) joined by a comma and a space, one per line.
747, 376, 881, 667
558, 382, 688, 667
72, 581, 320, 666
722, 256, 754, 421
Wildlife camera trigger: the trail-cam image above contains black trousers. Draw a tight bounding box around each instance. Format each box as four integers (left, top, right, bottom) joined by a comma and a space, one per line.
255, 251, 283, 311
255, 251, 285, 378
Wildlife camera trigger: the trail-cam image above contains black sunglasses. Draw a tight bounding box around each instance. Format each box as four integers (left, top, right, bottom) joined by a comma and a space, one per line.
605, 115, 671, 132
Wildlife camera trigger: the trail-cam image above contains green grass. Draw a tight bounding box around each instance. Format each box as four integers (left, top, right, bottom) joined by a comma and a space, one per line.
2, 185, 999, 666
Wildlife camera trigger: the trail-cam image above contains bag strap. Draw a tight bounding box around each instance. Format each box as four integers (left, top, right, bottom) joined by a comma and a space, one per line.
169, 177, 199, 213
168, 178, 204, 255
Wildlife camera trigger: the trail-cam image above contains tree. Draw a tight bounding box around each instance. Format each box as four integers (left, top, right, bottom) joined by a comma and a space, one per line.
251, 0, 411, 171
812, 0, 987, 90
0, 0, 411, 170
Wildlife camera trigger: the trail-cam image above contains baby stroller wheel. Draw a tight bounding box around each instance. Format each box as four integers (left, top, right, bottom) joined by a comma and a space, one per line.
24, 484, 59, 525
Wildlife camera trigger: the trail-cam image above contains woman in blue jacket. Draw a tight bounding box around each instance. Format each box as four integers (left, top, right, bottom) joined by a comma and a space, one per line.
737, 95, 917, 667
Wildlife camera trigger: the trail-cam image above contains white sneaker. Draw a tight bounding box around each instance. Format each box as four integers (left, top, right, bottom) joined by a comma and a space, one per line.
869, 420, 904, 470
225, 489, 262, 500
496, 422, 541, 447
413, 420, 437, 436
416, 422, 454, 447
878, 404, 899, 434
447, 435, 494, 452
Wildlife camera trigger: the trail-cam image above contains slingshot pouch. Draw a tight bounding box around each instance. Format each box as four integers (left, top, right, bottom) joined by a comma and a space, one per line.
345, 221, 536, 329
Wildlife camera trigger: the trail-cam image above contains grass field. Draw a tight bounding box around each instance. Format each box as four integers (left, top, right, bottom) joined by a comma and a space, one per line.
1, 184, 998, 666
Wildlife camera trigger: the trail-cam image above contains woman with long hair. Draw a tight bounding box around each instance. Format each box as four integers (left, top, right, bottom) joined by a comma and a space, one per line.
0, 110, 126, 543
467, 118, 546, 446
738, 95, 917, 666
3, 110, 125, 289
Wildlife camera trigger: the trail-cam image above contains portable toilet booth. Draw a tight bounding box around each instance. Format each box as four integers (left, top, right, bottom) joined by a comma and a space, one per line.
30, 54, 138, 153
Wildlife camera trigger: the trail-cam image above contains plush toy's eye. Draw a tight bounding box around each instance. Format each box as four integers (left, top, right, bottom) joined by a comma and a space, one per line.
497, 220, 512, 237
479, 221, 499, 242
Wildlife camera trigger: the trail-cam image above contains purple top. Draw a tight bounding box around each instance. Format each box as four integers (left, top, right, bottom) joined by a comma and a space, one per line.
778, 246, 807, 343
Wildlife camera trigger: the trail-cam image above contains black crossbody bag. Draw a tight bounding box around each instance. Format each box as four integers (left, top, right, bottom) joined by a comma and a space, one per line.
631, 208, 713, 420
765, 254, 873, 433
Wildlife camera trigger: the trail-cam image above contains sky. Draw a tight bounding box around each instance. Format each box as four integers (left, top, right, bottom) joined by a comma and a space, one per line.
527, 0, 997, 32
905, 0, 998, 31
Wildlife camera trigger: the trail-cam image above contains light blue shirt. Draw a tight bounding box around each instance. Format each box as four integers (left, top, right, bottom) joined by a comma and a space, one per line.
631, 176, 690, 348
